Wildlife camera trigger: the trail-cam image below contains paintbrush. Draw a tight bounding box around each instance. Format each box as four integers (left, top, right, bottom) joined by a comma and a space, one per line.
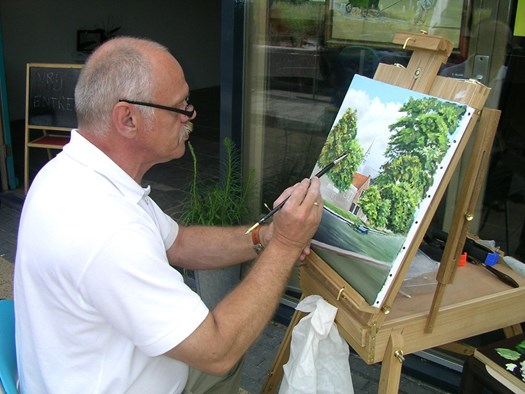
245, 152, 350, 235
467, 255, 520, 288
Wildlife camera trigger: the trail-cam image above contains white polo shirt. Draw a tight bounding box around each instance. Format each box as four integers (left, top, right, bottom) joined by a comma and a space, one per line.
14, 130, 209, 394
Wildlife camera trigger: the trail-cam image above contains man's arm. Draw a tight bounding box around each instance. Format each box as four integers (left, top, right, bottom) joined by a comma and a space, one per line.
167, 224, 264, 270
167, 187, 312, 269
164, 178, 323, 374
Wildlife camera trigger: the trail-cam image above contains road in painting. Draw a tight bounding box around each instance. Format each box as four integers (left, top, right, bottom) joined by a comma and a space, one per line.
312, 208, 406, 304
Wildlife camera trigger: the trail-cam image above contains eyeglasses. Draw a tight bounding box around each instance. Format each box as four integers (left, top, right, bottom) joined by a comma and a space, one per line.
118, 98, 195, 118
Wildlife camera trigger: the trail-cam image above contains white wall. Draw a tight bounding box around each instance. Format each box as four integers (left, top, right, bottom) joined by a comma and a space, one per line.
0, 0, 221, 120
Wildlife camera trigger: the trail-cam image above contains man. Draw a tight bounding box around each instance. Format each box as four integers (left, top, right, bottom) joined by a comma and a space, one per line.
14, 37, 323, 393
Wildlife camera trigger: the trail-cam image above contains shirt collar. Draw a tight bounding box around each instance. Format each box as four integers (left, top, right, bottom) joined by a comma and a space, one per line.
62, 130, 151, 203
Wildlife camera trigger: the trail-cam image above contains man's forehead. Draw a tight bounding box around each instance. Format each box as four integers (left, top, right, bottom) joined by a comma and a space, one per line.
151, 51, 186, 87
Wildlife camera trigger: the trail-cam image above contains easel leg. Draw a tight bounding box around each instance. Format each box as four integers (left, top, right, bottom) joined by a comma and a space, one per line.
261, 309, 304, 393
378, 330, 404, 394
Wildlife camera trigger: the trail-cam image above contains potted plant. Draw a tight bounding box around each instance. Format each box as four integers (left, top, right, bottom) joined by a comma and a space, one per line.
178, 137, 254, 309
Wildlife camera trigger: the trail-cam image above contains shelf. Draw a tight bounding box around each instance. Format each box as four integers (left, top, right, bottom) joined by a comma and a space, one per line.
27, 134, 70, 149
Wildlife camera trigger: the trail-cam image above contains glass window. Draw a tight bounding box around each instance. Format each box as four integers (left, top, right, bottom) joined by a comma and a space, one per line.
243, 0, 524, 261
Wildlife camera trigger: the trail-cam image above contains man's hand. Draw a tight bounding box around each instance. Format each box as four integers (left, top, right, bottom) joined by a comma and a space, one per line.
268, 177, 323, 258
259, 224, 313, 261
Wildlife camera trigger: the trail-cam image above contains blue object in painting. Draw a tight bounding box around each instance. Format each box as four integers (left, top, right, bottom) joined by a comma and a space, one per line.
355, 224, 369, 235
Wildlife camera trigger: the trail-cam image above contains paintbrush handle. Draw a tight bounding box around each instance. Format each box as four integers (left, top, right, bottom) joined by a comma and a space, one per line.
246, 153, 348, 234
257, 197, 288, 225
313, 162, 335, 178
483, 264, 520, 288
255, 163, 331, 226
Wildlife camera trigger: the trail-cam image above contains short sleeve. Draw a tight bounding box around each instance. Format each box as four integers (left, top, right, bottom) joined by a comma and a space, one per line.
80, 221, 209, 357
139, 195, 179, 250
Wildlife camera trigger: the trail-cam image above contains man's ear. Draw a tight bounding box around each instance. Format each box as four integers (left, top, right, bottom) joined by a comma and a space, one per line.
113, 102, 138, 138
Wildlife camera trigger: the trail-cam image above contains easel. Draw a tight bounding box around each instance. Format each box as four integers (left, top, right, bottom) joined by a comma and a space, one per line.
262, 32, 525, 393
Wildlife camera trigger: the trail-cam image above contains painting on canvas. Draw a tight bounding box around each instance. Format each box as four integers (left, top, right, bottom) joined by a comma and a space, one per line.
311, 75, 474, 306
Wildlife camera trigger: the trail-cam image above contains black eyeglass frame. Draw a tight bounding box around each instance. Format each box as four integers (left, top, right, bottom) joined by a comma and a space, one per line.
118, 98, 195, 118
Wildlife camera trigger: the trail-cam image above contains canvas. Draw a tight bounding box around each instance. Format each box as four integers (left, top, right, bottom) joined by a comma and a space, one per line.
310, 75, 474, 307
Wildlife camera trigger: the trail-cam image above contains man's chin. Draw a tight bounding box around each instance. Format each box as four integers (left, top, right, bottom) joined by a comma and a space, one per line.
173, 144, 186, 159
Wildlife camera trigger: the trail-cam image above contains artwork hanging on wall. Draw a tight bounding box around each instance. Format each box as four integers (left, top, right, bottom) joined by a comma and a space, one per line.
310, 74, 474, 306
327, 0, 467, 50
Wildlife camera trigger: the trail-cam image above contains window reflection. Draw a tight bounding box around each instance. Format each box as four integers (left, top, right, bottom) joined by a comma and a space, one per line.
244, 0, 524, 260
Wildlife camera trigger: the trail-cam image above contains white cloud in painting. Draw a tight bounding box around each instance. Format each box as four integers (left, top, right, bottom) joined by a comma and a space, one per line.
341, 88, 403, 178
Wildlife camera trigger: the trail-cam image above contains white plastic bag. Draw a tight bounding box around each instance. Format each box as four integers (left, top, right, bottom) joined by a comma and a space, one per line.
279, 295, 354, 394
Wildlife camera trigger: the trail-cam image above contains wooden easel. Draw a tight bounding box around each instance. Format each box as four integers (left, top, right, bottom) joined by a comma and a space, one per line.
262, 32, 525, 393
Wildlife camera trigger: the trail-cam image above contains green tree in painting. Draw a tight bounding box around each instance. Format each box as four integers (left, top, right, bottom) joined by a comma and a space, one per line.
385, 97, 466, 187
359, 185, 390, 228
317, 108, 364, 192
377, 155, 430, 200
358, 97, 466, 234
379, 182, 418, 234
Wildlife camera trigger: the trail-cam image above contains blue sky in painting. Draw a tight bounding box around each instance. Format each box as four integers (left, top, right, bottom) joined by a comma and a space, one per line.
334, 75, 434, 177
349, 74, 429, 104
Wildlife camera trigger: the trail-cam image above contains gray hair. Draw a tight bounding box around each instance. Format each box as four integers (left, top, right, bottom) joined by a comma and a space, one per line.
74, 37, 168, 134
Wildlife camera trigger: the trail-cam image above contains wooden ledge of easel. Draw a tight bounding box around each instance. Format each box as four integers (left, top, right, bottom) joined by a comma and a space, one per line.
393, 32, 453, 55
300, 252, 525, 365
377, 263, 525, 361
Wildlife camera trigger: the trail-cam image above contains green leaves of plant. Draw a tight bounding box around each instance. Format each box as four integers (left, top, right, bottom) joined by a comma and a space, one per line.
180, 138, 254, 226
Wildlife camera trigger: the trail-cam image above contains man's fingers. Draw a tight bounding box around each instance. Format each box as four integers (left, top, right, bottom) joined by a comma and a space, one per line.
272, 182, 300, 208
299, 177, 321, 209
278, 178, 313, 211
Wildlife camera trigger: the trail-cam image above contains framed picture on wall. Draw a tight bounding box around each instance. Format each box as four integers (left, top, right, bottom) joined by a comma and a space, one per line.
326, 0, 467, 50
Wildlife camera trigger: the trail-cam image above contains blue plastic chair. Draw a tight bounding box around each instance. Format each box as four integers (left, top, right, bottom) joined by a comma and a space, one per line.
0, 299, 18, 394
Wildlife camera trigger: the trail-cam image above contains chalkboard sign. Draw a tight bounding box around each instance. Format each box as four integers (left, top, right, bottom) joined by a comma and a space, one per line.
26, 63, 82, 129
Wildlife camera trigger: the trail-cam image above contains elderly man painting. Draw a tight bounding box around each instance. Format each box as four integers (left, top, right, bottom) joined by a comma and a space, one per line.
14, 36, 322, 394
